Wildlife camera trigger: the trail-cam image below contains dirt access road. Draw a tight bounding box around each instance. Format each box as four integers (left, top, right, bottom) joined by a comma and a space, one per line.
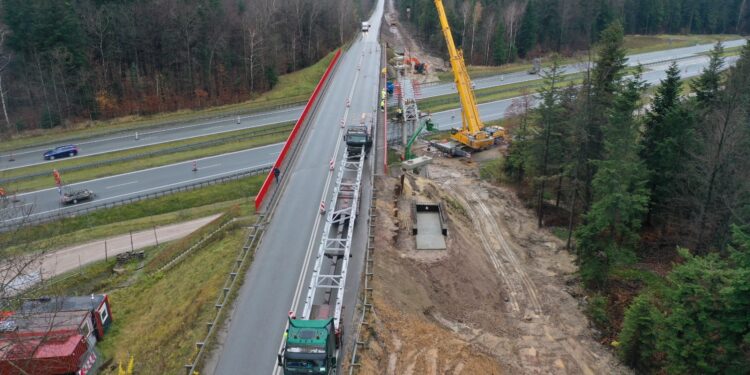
5, 214, 221, 293
355, 152, 628, 374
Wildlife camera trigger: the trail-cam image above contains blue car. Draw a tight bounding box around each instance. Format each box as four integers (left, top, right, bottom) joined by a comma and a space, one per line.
43, 145, 79, 160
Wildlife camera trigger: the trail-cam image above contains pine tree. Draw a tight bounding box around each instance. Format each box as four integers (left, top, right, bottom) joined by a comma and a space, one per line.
517, 0, 539, 58
575, 70, 650, 287
659, 228, 750, 374
492, 20, 509, 65
534, 55, 565, 227
690, 41, 725, 108
618, 294, 663, 372
640, 62, 693, 224
582, 20, 628, 209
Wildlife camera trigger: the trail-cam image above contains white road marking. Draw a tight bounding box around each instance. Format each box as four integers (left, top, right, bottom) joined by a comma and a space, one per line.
7, 163, 272, 223
15, 142, 283, 198
105, 181, 138, 189
198, 163, 221, 170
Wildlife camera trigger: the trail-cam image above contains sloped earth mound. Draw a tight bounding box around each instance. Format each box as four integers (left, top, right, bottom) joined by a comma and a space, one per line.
357, 155, 629, 374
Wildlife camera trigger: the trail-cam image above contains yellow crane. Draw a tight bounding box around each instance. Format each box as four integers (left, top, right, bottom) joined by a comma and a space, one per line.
433, 0, 504, 150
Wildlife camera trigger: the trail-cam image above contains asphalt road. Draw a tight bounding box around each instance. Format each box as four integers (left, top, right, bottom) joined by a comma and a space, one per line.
0, 107, 299, 172
428, 53, 742, 131
207, 1, 384, 374
3, 42, 741, 226
418, 38, 747, 99
0, 143, 281, 226
3, 39, 742, 173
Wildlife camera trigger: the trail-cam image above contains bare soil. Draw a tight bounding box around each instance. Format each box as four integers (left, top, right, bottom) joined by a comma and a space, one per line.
381, 0, 445, 85
357, 151, 629, 374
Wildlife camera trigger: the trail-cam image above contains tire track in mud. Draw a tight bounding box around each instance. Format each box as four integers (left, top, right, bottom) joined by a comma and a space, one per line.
447, 181, 522, 313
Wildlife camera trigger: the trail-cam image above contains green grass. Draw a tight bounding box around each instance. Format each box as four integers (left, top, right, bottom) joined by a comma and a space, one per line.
2, 199, 249, 256
2, 174, 264, 250
1, 123, 291, 193
98, 226, 247, 374
610, 267, 669, 296
422, 73, 586, 114
435, 34, 743, 84
144, 207, 238, 273
479, 157, 505, 183
0, 51, 336, 153
623, 34, 742, 54
549, 226, 571, 241
22, 204, 254, 373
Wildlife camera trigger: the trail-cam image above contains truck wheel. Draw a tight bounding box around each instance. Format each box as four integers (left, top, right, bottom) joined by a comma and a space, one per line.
50, 155, 55, 160
69, 152, 74, 157
73, 199, 77, 204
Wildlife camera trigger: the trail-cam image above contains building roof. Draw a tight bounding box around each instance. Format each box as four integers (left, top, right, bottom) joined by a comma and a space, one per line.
19, 295, 105, 314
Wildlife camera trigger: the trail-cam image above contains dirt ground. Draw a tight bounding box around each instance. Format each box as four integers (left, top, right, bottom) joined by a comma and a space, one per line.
381, 0, 445, 85
356, 149, 630, 374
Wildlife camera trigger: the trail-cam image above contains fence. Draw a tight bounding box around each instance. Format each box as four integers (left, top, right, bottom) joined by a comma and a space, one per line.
255, 49, 343, 210
182, 210, 266, 375
1, 100, 307, 157
0, 166, 271, 232
1, 125, 291, 186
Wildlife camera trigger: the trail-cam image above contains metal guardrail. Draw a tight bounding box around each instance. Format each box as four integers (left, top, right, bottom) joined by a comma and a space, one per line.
1, 125, 291, 185
348, 186, 376, 373
0, 100, 307, 156
0, 166, 271, 232
183, 211, 266, 375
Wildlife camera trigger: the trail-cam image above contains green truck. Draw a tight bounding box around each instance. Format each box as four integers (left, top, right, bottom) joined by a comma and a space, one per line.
278, 315, 339, 374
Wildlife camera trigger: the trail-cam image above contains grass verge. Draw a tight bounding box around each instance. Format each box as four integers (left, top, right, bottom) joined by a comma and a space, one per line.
623, 34, 741, 54
2, 174, 264, 251
2, 199, 249, 256
24, 214, 253, 373
435, 34, 743, 83
0, 51, 335, 153
2, 123, 290, 193
422, 73, 585, 114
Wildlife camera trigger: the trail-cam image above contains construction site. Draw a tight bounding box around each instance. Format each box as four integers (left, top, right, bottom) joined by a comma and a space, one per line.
350, 1, 630, 373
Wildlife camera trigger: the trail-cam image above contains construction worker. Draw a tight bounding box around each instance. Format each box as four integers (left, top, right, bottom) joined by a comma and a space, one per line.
380, 99, 385, 111
273, 167, 281, 183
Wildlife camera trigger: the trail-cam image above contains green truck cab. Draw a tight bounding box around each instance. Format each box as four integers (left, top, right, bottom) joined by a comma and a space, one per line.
278, 318, 338, 374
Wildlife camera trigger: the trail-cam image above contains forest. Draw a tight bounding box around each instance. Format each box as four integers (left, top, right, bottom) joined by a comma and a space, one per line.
398, 0, 750, 64
500, 20, 750, 373
0, 0, 373, 133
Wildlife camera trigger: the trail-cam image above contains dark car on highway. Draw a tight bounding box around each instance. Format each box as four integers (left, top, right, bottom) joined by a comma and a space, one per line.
43, 145, 79, 160
61, 189, 95, 205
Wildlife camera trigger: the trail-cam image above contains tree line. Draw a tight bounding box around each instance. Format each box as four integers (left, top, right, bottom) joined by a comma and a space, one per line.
398, 0, 750, 64
502, 19, 750, 373
0, 0, 374, 134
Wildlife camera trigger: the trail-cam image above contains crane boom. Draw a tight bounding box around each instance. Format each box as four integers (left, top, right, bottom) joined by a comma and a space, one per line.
434, 0, 502, 149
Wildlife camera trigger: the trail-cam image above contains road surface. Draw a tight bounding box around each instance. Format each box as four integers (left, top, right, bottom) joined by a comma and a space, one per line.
0, 143, 281, 226
3, 45, 741, 226
428, 53, 742, 131
207, 1, 384, 373
3, 39, 742, 171
6, 214, 222, 294
417, 38, 747, 99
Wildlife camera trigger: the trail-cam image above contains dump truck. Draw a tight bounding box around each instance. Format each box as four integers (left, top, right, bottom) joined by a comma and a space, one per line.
361, 21, 370, 32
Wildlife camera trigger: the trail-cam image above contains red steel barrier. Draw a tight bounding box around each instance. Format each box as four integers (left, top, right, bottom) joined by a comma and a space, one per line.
254, 49, 342, 210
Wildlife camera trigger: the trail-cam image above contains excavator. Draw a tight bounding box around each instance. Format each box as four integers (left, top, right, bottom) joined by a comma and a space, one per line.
433, 0, 504, 150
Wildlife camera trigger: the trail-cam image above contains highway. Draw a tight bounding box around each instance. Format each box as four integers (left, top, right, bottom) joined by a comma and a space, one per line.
2, 38, 743, 172
207, 1, 383, 374
417, 38, 747, 98
0, 143, 281, 227
428, 53, 742, 131
0, 107, 299, 171
1, 45, 741, 226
